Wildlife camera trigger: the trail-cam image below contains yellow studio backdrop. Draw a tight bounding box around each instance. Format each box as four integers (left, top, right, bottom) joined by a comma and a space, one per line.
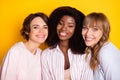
0, 0, 120, 63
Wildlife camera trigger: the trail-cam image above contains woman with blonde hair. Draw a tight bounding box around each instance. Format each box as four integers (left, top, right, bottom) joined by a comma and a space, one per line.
82, 12, 120, 80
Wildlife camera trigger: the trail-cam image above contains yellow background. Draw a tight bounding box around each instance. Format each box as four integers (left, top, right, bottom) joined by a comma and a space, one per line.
0, 0, 120, 63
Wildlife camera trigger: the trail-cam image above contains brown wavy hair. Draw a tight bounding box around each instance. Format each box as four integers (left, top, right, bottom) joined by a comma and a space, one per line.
83, 12, 110, 70
21, 12, 48, 40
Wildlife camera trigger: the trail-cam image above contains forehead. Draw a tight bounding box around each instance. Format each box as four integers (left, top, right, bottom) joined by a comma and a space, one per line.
61, 15, 74, 20
30, 17, 46, 25
84, 17, 103, 28
60, 15, 75, 24
31, 17, 43, 22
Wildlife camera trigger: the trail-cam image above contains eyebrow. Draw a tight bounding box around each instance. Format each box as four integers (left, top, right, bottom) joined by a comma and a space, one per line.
60, 20, 75, 25
32, 24, 48, 26
32, 24, 39, 26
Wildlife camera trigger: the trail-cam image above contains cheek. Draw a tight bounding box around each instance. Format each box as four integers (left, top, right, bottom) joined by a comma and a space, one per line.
56, 26, 61, 32
57, 25, 62, 29
30, 29, 37, 33
82, 31, 85, 38
95, 33, 103, 41
45, 30, 48, 36
69, 29, 75, 35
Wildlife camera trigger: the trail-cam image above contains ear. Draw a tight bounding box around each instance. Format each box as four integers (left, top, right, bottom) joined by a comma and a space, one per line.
25, 32, 29, 35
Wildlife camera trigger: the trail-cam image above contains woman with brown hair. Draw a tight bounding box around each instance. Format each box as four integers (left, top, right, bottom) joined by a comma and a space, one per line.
0, 12, 48, 80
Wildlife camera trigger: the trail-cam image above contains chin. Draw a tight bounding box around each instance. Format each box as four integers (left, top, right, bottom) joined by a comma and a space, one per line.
85, 43, 93, 47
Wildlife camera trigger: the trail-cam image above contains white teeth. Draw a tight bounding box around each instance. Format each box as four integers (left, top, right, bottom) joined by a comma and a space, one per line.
85, 37, 93, 41
60, 32, 67, 36
36, 35, 45, 38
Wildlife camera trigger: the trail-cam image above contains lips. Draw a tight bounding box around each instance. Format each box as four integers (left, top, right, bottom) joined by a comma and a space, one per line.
36, 34, 45, 38
84, 37, 94, 42
85, 38, 93, 41
59, 32, 67, 36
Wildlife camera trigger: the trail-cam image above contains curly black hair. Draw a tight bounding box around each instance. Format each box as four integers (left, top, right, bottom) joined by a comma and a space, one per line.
46, 6, 86, 54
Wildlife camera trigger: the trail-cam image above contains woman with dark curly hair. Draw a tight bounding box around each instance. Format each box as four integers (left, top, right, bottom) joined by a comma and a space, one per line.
41, 6, 93, 80
82, 12, 120, 80
0, 12, 48, 80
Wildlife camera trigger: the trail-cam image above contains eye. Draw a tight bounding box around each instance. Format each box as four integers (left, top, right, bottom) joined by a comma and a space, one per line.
82, 26, 88, 30
58, 21, 63, 25
68, 25, 74, 28
43, 25, 48, 29
33, 26, 38, 29
32, 25, 39, 29
93, 27, 99, 31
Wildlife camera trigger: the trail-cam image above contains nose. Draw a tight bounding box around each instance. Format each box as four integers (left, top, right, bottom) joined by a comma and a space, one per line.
39, 28, 44, 33
86, 29, 92, 36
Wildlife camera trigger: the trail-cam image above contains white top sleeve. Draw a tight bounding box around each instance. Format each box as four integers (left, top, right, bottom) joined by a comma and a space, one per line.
1, 42, 42, 80
1, 45, 21, 80
99, 42, 120, 80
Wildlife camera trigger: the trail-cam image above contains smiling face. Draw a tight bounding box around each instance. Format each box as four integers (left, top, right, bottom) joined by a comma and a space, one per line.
57, 15, 76, 42
82, 23, 103, 47
28, 17, 48, 44
82, 13, 111, 48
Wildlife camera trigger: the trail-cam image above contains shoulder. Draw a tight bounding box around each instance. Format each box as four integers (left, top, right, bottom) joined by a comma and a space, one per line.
102, 42, 119, 51
42, 47, 54, 54
41, 47, 61, 64
41, 47, 57, 57
99, 42, 120, 66
41, 46, 63, 59
2, 42, 24, 64
6, 42, 25, 57
9, 42, 25, 51
99, 42, 120, 56
98, 42, 120, 79
42, 45, 60, 54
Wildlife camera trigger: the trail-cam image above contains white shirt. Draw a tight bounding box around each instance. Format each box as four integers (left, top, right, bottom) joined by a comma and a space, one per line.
1, 42, 41, 80
94, 42, 120, 80
41, 45, 93, 80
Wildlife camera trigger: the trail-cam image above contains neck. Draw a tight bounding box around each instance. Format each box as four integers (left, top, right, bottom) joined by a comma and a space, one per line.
24, 40, 40, 55
59, 41, 69, 54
